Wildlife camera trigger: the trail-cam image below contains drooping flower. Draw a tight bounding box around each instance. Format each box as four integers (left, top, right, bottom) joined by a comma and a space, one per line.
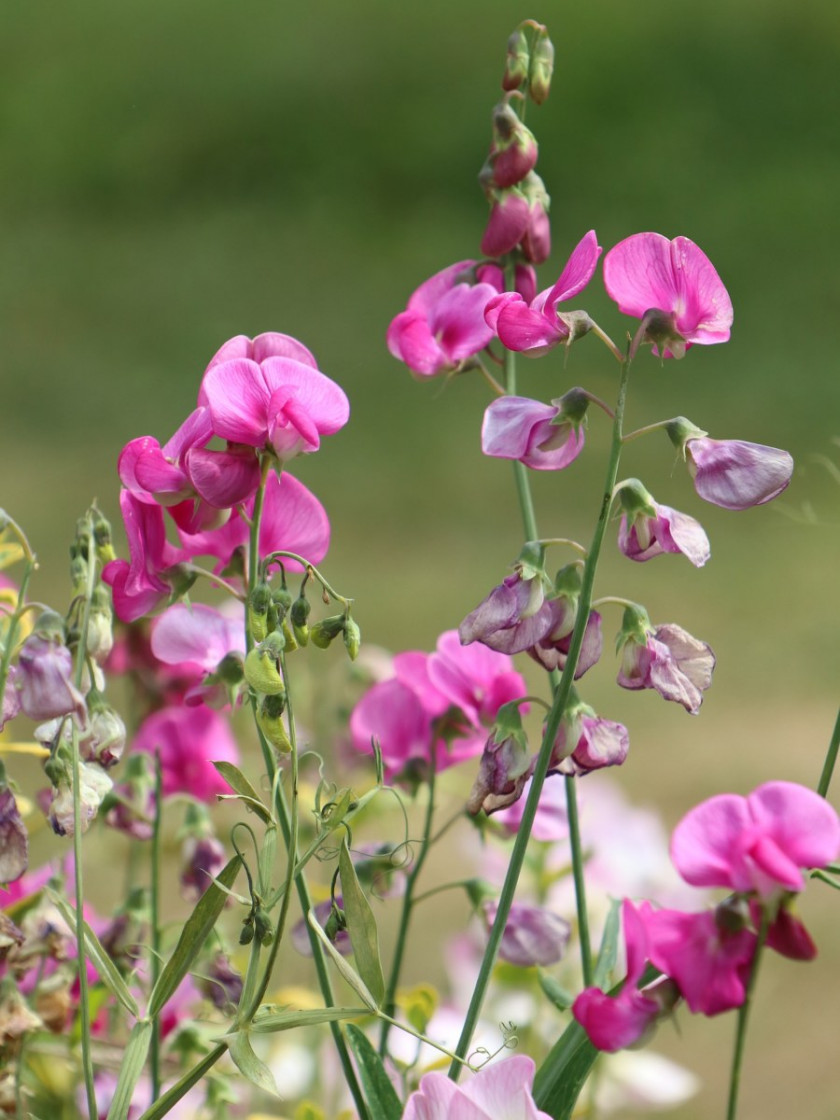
617, 608, 714, 715
482, 900, 570, 967
603, 233, 733, 358
528, 600, 603, 677
466, 702, 533, 816
550, 703, 630, 777
387, 260, 500, 378
616, 480, 710, 567
481, 396, 585, 471
686, 437, 793, 510
459, 570, 551, 655
485, 230, 602, 355
403, 1055, 552, 1120
670, 780, 840, 900
0, 788, 28, 883
15, 631, 86, 722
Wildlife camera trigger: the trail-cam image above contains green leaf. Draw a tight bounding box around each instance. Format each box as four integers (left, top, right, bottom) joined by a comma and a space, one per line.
308, 910, 377, 1011
339, 837, 385, 1007
811, 868, 840, 891
148, 855, 241, 1018
47, 889, 139, 1018
136, 1042, 228, 1120
250, 1005, 369, 1034
258, 824, 278, 897
106, 1019, 153, 1120
228, 1030, 281, 1097
345, 1023, 403, 1120
537, 970, 574, 1011
532, 1018, 599, 1119
212, 761, 272, 823
592, 897, 621, 988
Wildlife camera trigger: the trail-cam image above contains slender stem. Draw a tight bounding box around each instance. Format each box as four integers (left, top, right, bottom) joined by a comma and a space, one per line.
725, 913, 769, 1120
622, 418, 671, 443
379, 767, 437, 1056
261, 551, 353, 609
562, 768, 591, 971
448, 354, 632, 1078
817, 706, 840, 797
149, 751, 163, 1102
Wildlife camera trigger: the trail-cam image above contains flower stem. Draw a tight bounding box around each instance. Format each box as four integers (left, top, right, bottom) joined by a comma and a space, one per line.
448, 352, 632, 1077
817, 706, 840, 798
725, 913, 769, 1120
378, 767, 437, 1056
149, 751, 163, 1103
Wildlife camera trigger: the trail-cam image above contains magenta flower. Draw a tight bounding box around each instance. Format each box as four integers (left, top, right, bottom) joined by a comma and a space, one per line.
485, 230, 602, 355
617, 612, 715, 715
403, 1055, 551, 1120
204, 331, 319, 372
132, 705, 239, 802
199, 353, 349, 463
670, 781, 840, 900
528, 601, 603, 677
151, 603, 245, 707
617, 482, 710, 567
387, 260, 500, 378
642, 903, 755, 1015
573, 899, 663, 1052
603, 233, 733, 358
482, 900, 570, 967
686, 437, 793, 510
350, 677, 434, 778
481, 397, 585, 471
103, 492, 187, 622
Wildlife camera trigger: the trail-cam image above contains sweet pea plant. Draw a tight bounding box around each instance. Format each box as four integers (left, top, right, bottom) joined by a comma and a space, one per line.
1, 20, 839, 1120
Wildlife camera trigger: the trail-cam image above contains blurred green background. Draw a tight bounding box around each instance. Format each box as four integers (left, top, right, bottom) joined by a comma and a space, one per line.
3, 0, 839, 1115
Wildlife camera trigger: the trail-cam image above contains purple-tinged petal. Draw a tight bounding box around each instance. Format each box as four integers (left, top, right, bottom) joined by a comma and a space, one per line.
669, 236, 734, 342
484, 900, 570, 967
350, 678, 432, 777
604, 232, 678, 319
151, 604, 245, 673
429, 283, 499, 362
686, 438, 793, 510
494, 300, 567, 355
462, 1055, 550, 1120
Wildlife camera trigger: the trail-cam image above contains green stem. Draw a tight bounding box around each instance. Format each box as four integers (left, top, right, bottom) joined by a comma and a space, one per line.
817, 706, 840, 797
725, 913, 769, 1120
0, 560, 35, 703
378, 766, 437, 1056
448, 353, 632, 1078
149, 751, 163, 1102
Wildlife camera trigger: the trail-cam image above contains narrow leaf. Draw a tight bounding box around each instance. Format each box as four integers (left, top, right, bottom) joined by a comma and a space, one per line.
228, 1030, 281, 1097
47, 889, 139, 1018
106, 1019, 153, 1120
532, 1018, 598, 1119
149, 855, 241, 1018
213, 761, 271, 823
592, 897, 621, 988
811, 869, 840, 891
250, 1005, 369, 1034
345, 1023, 403, 1120
537, 970, 574, 1011
307, 910, 377, 1011
136, 1042, 227, 1120
339, 837, 385, 1007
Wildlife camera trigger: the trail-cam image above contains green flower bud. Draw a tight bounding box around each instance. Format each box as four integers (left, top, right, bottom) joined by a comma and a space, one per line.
343, 617, 361, 661
310, 614, 346, 650
248, 581, 272, 643
291, 594, 311, 646
92, 511, 116, 565
529, 28, 554, 105
256, 692, 291, 754
502, 27, 530, 91
243, 642, 286, 696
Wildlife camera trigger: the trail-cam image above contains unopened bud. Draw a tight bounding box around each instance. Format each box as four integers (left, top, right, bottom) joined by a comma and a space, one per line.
92, 511, 116, 565
310, 614, 346, 650
502, 27, 530, 91
290, 594, 311, 646
248, 580, 272, 642
343, 618, 361, 661
529, 29, 554, 105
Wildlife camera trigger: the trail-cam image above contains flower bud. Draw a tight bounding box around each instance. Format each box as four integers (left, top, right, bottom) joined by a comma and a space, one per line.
248, 580, 272, 643
86, 586, 114, 662
92, 510, 116, 565
256, 692, 291, 754
80, 698, 127, 769
16, 632, 85, 722
488, 103, 539, 189
49, 761, 112, 836
343, 617, 361, 661
528, 28, 555, 104
502, 27, 530, 91
310, 614, 346, 650
483, 899, 570, 966
290, 594, 311, 646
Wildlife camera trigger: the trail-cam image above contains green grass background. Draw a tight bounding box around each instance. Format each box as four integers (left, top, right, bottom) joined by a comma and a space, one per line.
3, 1, 840, 1115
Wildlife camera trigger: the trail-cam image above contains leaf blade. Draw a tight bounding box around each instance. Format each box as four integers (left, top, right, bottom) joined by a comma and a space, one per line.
345, 1023, 403, 1120
339, 837, 385, 1007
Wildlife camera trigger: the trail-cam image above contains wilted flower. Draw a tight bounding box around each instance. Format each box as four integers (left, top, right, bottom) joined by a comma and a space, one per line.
15, 631, 85, 722
180, 836, 226, 901
687, 436, 793, 510
0, 788, 28, 884
550, 704, 630, 776
617, 609, 714, 715
481, 396, 585, 471
467, 704, 533, 816
603, 233, 733, 358
616, 480, 710, 567
459, 569, 550, 654
49, 761, 113, 836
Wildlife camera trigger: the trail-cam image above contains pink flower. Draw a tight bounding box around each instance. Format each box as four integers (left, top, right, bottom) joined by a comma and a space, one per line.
15, 632, 86, 721
459, 572, 551, 655
204, 331, 319, 371
603, 233, 733, 358
485, 230, 602, 355
132, 705, 239, 802
403, 1055, 551, 1120
387, 260, 500, 378
103, 492, 187, 622
573, 900, 662, 1052
670, 781, 840, 900
642, 904, 755, 1015
550, 705, 629, 776
482, 900, 570, 967
481, 397, 585, 471
528, 602, 603, 677
686, 437, 793, 510
616, 482, 710, 567
199, 353, 348, 463
151, 603, 244, 706
617, 613, 714, 715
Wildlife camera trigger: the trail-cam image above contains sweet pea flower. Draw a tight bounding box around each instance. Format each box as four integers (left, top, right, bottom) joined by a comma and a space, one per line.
459, 571, 551, 655
603, 233, 733, 358
387, 260, 500, 378
686, 437, 793, 510
550, 703, 630, 777
132, 705, 238, 802
403, 1055, 552, 1120
0, 788, 28, 883
15, 632, 86, 722
528, 601, 603, 677
670, 780, 840, 900
467, 703, 534, 816
103, 491, 187, 623
481, 396, 585, 471
573, 900, 663, 1052
617, 609, 714, 715
199, 351, 348, 463
485, 230, 602, 355
483, 900, 570, 967
204, 331, 319, 371
616, 480, 710, 567
151, 602, 245, 706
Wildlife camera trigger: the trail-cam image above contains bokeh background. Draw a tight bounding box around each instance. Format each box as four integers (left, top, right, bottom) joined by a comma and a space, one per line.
3, 0, 839, 1116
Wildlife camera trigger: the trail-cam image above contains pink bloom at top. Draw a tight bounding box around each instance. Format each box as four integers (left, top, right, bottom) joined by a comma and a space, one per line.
686, 437, 794, 510
132, 705, 239, 802
403, 1055, 551, 1120
603, 233, 733, 358
387, 260, 500, 378
485, 230, 602, 356
199, 352, 348, 463
203, 331, 319, 372
573, 899, 662, 1052
670, 780, 840, 900
481, 397, 585, 471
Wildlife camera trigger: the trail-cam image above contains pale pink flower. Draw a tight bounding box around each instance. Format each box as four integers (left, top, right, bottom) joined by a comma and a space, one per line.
485, 230, 602, 355
151, 602, 244, 706
387, 260, 500, 378
550, 706, 629, 776
528, 602, 602, 677
459, 572, 552, 655
617, 619, 714, 715
670, 780, 840, 900
482, 900, 570, 967
603, 233, 733, 358
403, 1055, 551, 1120
686, 437, 793, 510
481, 397, 585, 471
617, 483, 710, 567
15, 633, 86, 721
